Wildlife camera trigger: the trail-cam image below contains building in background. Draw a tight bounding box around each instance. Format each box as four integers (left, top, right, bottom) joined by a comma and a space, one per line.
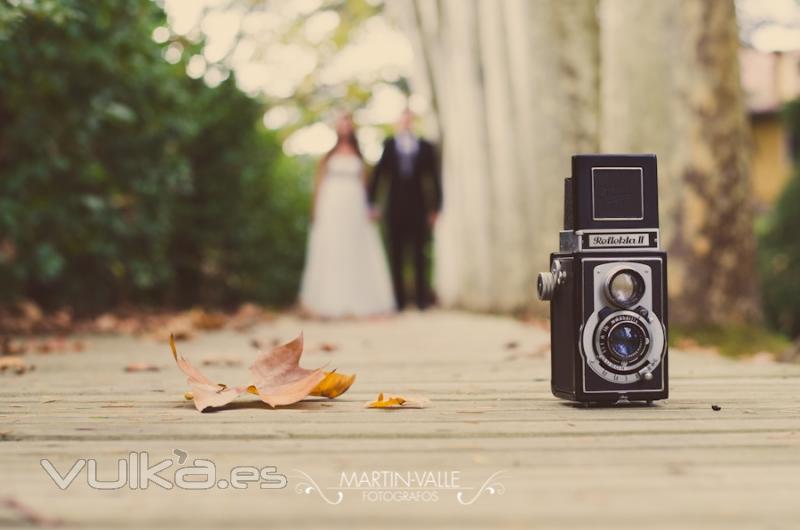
742, 47, 800, 211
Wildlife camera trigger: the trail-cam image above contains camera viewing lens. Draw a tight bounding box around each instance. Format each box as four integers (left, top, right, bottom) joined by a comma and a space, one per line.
605, 269, 645, 307
608, 323, 646, 360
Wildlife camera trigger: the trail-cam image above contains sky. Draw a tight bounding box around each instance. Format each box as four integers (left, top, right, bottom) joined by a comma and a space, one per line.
738, 0, 800, 52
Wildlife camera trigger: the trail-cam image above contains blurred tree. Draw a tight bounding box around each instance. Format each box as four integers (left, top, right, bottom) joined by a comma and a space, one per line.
395, 0, 761, 325
600, 0, 761, 326
391, 0, 599, 311
0, 0, 309, 313
163, 0, 403, 158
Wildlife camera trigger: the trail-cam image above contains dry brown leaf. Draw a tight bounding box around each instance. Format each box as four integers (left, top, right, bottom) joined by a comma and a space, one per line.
153, 315, 194, 342
169, 332, 353, 411
0, 356, 33, 375
189, 309, 227, 331
17, 300, 43, 324
124, 362, 160, 373
94, 313, 119, 333
366, 392, 428, 409
249, 333, 326, 408
169, 335, 245, 412
1, 338, 27, 355
228, 303, 275, 331
310, 370, 356, 398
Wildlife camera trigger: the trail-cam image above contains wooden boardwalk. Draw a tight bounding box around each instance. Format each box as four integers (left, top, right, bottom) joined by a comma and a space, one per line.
1, 310, 799, 529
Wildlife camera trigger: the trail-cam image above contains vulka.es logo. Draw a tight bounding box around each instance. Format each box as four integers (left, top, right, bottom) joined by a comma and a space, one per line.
40, 449, 287, 491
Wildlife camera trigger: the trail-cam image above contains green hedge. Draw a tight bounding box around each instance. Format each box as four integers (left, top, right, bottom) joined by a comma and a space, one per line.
0, 0, 309, 313
758, 100, 800, 337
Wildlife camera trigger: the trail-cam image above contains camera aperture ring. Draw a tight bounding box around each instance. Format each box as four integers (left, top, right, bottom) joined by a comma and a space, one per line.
581, 309, 665, 384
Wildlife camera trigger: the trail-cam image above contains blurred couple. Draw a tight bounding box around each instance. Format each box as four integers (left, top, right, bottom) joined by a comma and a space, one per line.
300, 109, 442, 318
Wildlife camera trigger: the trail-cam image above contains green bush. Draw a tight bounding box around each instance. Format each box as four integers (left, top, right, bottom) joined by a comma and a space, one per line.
0, 0, 309, 313
758, 100, 800, 337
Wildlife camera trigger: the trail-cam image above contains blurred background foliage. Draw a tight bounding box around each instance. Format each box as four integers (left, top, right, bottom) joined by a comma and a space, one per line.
0, 0, 310, 313
3, 0, 800, 358
758, 98, 800, 338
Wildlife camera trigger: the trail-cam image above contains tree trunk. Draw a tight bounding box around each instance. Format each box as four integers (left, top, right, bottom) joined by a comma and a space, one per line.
393, 0, 760, 324
599, 0, 761, 325
391, 0, 599, 312
670, 0, 761, 325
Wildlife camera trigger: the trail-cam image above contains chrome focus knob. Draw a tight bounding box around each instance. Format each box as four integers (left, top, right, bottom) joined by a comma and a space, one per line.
537, 260, 564, 301
537, 272, 557, 301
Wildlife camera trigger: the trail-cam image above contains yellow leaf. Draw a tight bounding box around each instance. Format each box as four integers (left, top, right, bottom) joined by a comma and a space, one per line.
367, 393, 407, 408
309, 370, 356, 398
366, 392, 429, 409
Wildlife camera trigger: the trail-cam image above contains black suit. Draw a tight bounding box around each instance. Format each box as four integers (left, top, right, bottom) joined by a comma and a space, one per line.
369, 136, 442, 310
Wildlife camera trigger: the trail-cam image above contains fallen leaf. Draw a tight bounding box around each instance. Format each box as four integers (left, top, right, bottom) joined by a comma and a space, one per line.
17, 300, 43, 324
228, 303, 275, 331
189, 309, 227, 331
249, 333, 326, 408
124, 363, 160, 373
366, 392, 429, 409
0, 356, 33, 375
319, 342, 338, 352
0, 338, 27, 355
34, 337, 69, 354
94, 313, 119, 333
169, 332, 353, 411
169, 335, 245, 412
368, 392, 406, 408
153, 315, 194, 342
310, 370, 356, 398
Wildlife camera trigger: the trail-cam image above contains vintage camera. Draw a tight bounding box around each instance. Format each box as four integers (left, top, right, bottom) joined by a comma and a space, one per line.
537, 154, 668, 404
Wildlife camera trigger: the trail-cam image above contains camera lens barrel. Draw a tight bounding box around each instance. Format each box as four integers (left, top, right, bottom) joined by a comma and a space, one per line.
596, 312, 652, 367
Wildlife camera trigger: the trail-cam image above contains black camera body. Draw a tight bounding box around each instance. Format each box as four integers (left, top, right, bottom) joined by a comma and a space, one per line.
538, 154, 668, 404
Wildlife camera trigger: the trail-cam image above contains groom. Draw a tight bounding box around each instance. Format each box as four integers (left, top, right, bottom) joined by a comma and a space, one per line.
369, 108, 442, 310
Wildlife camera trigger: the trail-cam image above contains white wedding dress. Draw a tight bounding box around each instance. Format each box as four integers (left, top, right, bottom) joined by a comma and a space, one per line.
300, 154, 396, 318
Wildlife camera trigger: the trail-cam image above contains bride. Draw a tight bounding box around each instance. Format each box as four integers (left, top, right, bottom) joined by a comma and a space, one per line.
299, 112, 396, 318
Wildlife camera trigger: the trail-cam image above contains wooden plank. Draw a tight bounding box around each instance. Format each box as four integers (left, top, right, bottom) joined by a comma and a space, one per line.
1, 310, 799, 529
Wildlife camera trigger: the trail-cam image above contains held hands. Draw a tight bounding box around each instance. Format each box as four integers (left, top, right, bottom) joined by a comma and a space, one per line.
368, 206, 381, 222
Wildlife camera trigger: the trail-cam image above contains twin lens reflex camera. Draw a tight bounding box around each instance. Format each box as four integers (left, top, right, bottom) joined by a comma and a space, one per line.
537, 154, 668, 404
